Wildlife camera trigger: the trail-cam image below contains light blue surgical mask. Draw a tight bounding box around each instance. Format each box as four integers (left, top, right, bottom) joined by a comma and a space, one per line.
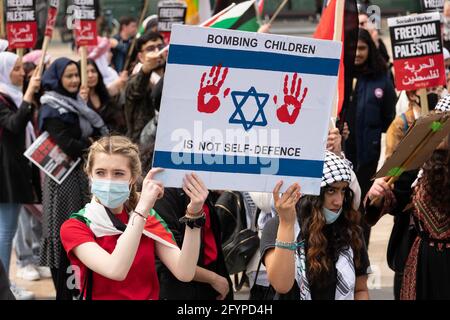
91, 179, 130, 209
322, 207, 343, 224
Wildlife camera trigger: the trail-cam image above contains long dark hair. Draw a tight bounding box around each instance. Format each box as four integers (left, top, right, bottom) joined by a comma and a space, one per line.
355, 28, 387, 77
86, 59, 110, 106
295, 186, 363, 285
418, 147, 450, 217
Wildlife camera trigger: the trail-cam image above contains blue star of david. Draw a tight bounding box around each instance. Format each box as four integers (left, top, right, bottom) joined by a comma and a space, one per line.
229, 87, 269, 131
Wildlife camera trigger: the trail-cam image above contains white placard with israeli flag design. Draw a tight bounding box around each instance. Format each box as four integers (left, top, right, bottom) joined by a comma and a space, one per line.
153, 24, 341, 194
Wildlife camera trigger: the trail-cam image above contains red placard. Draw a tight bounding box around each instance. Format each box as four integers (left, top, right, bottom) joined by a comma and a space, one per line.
6, 0, 38, 49
388, 12, 446, 91
45, 0, 59, 37
393, 54, 445, 90
74, 20, 97, 46
73, 0, 98, 47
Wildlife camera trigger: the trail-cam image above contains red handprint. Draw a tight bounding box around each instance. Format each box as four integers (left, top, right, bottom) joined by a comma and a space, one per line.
276, 73, 308, 124
197, 64, 229, 113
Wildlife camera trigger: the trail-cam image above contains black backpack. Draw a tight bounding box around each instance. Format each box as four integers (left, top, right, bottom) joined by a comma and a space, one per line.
215, 191, 260, 276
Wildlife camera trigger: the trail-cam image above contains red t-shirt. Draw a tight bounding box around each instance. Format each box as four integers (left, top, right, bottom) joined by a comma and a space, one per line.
60, 209, 159, 300
202, 204, 218, 265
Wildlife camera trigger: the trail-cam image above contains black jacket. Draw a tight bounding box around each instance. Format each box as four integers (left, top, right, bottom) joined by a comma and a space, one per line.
39, 103, 91, 159
153, 188, 233, 300
345, 72, 396, 169
0, 93, 37, 203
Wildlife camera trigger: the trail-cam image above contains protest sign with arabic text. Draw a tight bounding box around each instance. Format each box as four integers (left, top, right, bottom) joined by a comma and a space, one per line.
6, 0, 37, 49
73, 0, 98, 47
389, 12, 445, 91
45, 0, 59, 37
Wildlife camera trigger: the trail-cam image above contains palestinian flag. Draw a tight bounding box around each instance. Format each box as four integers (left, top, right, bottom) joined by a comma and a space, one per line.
70, 200, 178, 249
313, 0, 358, 118
208, 0, 260, 32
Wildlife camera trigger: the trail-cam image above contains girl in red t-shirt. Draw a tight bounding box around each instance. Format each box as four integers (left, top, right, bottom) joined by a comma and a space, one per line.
60, 136, 208, 299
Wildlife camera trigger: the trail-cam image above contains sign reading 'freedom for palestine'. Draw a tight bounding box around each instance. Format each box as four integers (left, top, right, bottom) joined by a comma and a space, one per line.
389, 12, 445, 90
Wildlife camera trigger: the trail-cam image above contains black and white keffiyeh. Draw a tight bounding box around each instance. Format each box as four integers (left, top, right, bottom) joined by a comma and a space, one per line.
435, 94, 450, 112
321, 151, 352, 187
294, 221, 356, 300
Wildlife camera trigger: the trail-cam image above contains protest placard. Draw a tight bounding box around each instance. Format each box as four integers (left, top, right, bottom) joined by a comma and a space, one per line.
375, 112, 450, 180
158, 0, 187, 44
24, 131, 81, 185
73, 0, 98, 47
5, 0, 37, 49
388, 12, 446, 91
45, 0, 59, 38
420, 0, 444, 13
152, 25, 341, 194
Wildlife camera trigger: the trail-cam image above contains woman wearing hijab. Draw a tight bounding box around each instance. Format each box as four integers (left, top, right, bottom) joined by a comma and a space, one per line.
38, 57, 108, 299
85, 59, 127, 135
0, 51, 41, 299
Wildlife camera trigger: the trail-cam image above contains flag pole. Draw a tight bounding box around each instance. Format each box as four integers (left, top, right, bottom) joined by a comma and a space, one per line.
37, 36, 51, 76
202, 3, 236, 27
330, 0, 345, 121
268, 0, 288, 25
123, 0, 150, 72
0, 0, 5, 39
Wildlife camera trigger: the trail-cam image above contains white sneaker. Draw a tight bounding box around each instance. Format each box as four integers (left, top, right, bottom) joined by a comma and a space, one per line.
36, 266, 52, 279
10, 284, 35, 300
16, 264, 40, 281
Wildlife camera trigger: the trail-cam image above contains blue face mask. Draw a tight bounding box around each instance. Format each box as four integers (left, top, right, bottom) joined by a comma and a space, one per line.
91, 179, 130, 209
322, 207, 343, 224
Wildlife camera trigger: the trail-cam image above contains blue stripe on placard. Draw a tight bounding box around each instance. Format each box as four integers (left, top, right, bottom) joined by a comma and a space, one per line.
153, 151, 324, 178
167, 44, 340, 76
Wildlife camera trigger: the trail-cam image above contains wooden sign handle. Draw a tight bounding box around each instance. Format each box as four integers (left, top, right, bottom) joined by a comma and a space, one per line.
80, 46, 88, 87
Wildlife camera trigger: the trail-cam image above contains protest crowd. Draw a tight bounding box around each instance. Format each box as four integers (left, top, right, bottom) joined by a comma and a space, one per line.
0, 0, 449, 302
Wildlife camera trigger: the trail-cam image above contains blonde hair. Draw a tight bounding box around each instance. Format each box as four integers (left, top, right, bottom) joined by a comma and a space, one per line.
85, 135, 142, 210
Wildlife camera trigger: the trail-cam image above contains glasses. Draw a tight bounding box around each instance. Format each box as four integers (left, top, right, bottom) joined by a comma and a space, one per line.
142, 44, 165, 52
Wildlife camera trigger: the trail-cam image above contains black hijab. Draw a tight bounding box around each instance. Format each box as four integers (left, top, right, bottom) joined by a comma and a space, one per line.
41, 57, 80, 99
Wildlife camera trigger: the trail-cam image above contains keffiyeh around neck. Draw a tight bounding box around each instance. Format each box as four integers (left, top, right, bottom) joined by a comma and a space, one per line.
40, 91, 108, 138
293, 221, 356, 300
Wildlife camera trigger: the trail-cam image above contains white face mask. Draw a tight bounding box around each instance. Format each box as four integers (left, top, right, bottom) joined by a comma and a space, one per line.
322, 207, 343, 224
91, 179, 130, 209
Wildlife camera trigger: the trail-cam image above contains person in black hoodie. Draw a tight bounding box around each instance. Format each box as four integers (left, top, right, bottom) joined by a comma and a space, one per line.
154, 185, 233, 300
